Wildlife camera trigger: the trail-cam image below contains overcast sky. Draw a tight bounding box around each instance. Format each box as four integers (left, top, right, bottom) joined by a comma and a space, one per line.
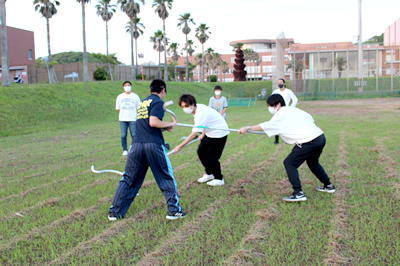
5, 0, 400, 65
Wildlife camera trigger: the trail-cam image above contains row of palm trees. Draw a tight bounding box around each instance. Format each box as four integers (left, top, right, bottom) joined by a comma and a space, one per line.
0, 0, 218, 86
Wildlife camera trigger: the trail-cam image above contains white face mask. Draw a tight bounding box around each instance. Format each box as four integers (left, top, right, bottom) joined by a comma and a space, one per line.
215, 91, 221, 96
183, 106, 194, 114
124, 86, 132, 92
268, 106, 278, 115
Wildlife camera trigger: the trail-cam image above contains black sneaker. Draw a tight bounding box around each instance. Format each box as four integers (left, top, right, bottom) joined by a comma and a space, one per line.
108, 212, 122, 221
316, 184, 336, 193
282, 191, 307, 202
274, 141, 279, 145
166, 210, 187, 220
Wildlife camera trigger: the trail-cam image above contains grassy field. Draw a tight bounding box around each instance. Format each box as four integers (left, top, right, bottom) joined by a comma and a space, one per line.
0, 81, 400, 264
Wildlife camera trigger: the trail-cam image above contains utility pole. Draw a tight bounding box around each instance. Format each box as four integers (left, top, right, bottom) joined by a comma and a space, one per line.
358, 0, 363, 91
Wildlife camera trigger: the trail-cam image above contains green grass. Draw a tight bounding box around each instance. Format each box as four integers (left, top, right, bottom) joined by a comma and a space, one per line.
0, 81, 399, 264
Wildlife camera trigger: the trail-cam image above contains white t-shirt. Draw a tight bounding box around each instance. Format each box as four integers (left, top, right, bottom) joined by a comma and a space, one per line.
272, 88, 298, 107
208, 96, 228, 119
259, 107, 323, 145
116, 92, 141, 122
193, 104, 230, 138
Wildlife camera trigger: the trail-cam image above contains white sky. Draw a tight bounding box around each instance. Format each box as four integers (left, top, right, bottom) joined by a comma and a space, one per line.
4, 0, 400, 65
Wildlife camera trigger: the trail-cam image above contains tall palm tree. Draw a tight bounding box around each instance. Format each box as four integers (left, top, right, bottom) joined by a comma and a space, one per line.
150, 30, 165, 79
77, 0, 90, 82
152, 0, 173, 81
167, 42, 179, 80
177, 13, 195, 82
33, 0, 60, 84
125, 18, 145, 79
95, 0, 116, 81
221, 61, 229, 82
0, 0, 10, 86
118, 0, 144, 80
195, 23, 211, 82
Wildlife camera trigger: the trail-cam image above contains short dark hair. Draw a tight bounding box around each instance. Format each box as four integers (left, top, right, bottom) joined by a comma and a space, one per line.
214, 85, 222, 91
278, 78, 285, 84
267, 94, 286, 107
179, 94, 197, 107
150, 79, 167, 93
123, 81, 132, 86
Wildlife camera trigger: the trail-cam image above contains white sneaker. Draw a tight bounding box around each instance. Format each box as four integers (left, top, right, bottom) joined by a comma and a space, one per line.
207, 179, 224, 186
122, 150, 128, 156
197, 174, 214, 183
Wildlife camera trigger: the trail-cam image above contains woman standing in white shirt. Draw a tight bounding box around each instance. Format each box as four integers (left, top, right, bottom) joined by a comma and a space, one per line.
271, 78, 298, 144
238, 94, 335, 202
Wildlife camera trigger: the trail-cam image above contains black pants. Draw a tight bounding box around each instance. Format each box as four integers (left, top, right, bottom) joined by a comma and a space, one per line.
197, 135, 227, 180
283, 134, 331, 192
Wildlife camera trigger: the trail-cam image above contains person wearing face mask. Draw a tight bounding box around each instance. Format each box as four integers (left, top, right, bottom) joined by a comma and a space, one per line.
116, 81, 141, 156
109, 79, 186, 221
271, 78, 298, 144
172, 94, 229, 186
238, 94, 335, 202
209, 85, 228, 119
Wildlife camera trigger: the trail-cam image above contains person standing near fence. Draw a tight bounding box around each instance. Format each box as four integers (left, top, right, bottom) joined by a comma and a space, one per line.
116, 81, 141, 156
209, 85, 228, 119
173, 94, 229, 186
271, 78, 298, 144
238, 94, 335, 202
109, 79, 186, 221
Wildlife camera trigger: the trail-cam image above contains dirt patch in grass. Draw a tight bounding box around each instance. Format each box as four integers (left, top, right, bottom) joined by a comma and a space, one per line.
300, 98, 400, 115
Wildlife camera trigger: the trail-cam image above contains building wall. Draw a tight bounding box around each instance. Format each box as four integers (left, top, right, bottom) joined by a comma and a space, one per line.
0, 26, 35, 66
384, 18, 400, 46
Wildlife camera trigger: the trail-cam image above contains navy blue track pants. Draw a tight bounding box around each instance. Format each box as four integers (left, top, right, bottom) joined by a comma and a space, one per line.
109, 142, 182, 218
283, 134, 331, 192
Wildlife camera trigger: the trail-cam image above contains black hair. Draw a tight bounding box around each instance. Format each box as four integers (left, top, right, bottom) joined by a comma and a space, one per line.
123, 81, 132, 86
278, 78, 285, 84
179, 94, 197, 107
267, 94, 286, 107
214, 85, 222, 91
150, 79, 167, 93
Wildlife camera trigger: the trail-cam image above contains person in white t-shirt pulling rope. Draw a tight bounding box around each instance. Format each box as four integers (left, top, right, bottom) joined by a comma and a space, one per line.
172, 94, 229, 186
271, 78, 298, 145
238, 94, 336, 202
116, 81, 141, 156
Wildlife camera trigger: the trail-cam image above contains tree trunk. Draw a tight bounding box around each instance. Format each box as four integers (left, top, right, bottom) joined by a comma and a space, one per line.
135, 37, 138, 81
46, 17, 55, 84
0, 0, 10, 87
201, 44, 204, 82
106, 20, 113, 81
82, 2, 89, 82
185, 34, 189, 82
130, 20, 135, 80
158, 48, 161, 79
163, 19, 168, 81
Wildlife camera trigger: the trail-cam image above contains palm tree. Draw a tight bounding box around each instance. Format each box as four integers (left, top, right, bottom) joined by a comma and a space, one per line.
167, 42, 179, 81
0, 0, 10, 86
118, 0, 144, 81
33, 0, 60, 84
95, 0, 116, 81
152, 0, 173, 81
334, 57, 347, 78
77, 0, 90, 82
132, 18, 145, 79
150, 30, 165, 79
195, 23, 211, 82
221, 61, 229, 82
177, 13, 195, 82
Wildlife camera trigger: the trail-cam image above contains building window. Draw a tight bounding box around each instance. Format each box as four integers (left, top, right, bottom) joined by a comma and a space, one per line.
29, 49, 33, 60
231, 57, 235, 63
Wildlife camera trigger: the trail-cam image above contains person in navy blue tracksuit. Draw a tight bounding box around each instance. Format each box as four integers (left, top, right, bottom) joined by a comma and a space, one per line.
108, 79, 186, 220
